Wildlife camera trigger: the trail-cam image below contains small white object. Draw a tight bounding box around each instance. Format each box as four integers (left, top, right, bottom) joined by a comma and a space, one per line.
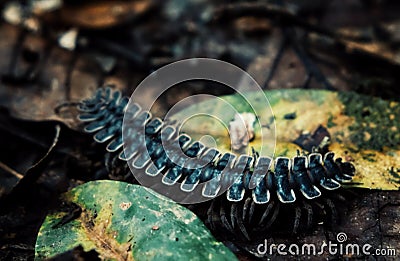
58, 28, 78, 51
3, 2, 23, 25
228, 112, 256, 151
32, 0, 63, 14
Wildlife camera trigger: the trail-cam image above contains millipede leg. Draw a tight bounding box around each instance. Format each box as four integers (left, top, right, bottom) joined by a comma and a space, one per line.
243, 197, 251, 221
207, 200, 216, 232
258, 201, 275, 226
104, 152, 113, 173
235, 204, 250, 240
303, 201, 314, 230
248, 201, 256, 224
258, 200, 280, 232
230, 204, 238, 229
324, 198, 338, 226
293, 205, 301, 234
262, 202, 280, 231
314, 201, 326, 214
220, 203, 234, 234
330, 189, 352, 203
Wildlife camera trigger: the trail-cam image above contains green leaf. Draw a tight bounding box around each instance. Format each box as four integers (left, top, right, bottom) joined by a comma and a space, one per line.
35, 180, 237, 261
170, 89, 400, 190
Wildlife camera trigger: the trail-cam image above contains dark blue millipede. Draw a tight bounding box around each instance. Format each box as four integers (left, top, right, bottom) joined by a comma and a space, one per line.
77, 86, 356, 240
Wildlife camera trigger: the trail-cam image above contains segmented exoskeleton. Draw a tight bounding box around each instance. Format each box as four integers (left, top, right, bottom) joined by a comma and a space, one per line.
78, 86, 356, 240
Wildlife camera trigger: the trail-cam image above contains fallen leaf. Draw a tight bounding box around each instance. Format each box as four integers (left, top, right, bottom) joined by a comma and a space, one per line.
35, 180, 237, 261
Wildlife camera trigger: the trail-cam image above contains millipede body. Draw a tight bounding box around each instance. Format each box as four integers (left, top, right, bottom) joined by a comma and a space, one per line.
77, 86, 356, 240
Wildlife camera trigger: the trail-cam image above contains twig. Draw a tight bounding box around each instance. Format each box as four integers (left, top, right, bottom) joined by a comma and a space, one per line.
25, 124, 60, 174
262, 36, 287, 89
283, 27, 335, 90
0, 161, 24, 180
9, 124, 61, 196
64, 51, 78, 101
214, 2, 367, 42
86, 37, 144, 66
1, 28, 28, 84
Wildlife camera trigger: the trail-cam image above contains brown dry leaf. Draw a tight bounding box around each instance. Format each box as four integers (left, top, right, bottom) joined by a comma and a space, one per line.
44, 0, 152, 29
0, 124, 60, 198
233, 16, 272, 33
0, 57, 98, 129
0, 24, 103, 129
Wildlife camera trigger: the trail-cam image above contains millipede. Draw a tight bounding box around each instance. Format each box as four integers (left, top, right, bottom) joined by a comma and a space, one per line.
77, 86, 356, 241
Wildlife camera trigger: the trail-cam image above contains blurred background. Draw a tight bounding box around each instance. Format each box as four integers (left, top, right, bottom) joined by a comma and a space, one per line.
1, 0, 400, 125
0, 0, 399, 259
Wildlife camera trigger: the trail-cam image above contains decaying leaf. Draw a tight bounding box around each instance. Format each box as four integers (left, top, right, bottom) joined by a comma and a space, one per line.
35, 180, 237, 261
42, 0, 153, 29
0, 124, 60, 198
170, 89, 400, 190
